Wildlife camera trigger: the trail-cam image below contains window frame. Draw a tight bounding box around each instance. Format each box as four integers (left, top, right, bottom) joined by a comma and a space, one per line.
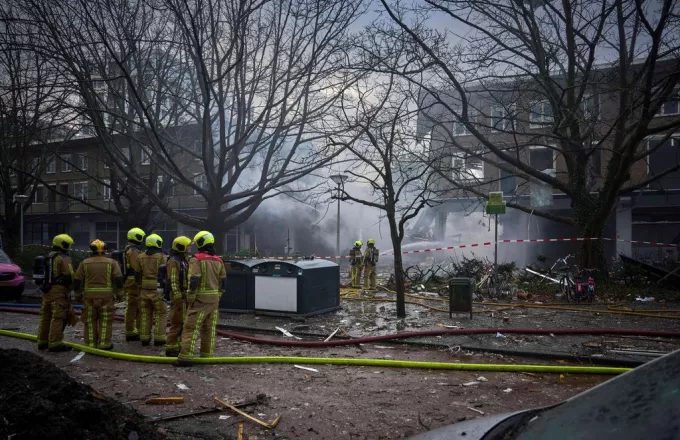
77, 153, 88, 171
193, 174, 208, 195
45, 156, 56, 174
102, 179, 112, 201
656, 88, 680, 117
490, 106, 513, 132
528, 145, 556, 173
529, 100, 554, 128
451, 152, 484, 182
33, 185, 44, 204
60, 153, 72, 172
72, 181, 89, 201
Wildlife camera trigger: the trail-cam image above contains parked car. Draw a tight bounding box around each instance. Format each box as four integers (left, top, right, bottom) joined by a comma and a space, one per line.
409, 348, 679, 440
0, 250, 25, 301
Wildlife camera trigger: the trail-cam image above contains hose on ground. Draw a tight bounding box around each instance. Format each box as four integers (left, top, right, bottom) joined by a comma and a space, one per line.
0, 302, 83, 309
2, 306, 680, 349
0, 329, 631, 375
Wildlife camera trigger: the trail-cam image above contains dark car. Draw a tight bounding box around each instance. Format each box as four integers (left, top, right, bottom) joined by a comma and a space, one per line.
0, 250, 26, 301
410, 348, 680, 440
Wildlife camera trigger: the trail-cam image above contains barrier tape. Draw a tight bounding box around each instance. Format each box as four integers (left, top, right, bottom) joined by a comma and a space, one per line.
24, 237, 678, 261
228, 237, 678, 260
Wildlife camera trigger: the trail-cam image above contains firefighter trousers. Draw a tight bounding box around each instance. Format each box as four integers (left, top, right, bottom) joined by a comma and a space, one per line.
124, 279, 141, 337
82, 294, 115, 349
140, 289, 168, 343
166, 298, 187, 352
37, 292, 69, 349
178, 297, 219, 360
351, 265, 363, 288
363, 265, 377, 289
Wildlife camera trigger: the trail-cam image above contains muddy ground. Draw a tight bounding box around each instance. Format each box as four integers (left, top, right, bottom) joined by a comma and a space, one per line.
1, 286, 679, 439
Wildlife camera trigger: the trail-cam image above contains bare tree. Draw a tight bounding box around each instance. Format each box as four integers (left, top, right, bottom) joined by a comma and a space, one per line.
20, 0, 366, 251
374, 0, 680, 269
0, 5, 73, 254
330, 72, 441, 317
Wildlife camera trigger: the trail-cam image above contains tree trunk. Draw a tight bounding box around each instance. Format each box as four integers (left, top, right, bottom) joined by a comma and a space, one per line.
387, 214, 406, 318
572, 198, 608, 274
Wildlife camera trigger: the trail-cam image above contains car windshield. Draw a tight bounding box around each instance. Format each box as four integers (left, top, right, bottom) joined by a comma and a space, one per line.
0, 250, 11, 264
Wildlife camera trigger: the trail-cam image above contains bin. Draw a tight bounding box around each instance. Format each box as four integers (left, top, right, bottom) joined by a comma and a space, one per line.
219, 259, 272, 312
252, 259, 340, 317
449, 278, 473, 319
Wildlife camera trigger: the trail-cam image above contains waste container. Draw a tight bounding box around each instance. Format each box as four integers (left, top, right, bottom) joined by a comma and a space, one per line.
252, 259, 340, 317
449, 278, 473, 319
219, 259, 271, 313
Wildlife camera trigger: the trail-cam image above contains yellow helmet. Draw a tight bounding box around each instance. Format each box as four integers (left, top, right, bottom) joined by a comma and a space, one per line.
89, 239, 107, 254
354, 240, 362, 247
145, 233, 163, 249
367, 239, 375, 245
172, 236, 192, 253
52, 234, 74, 251
127, 227, 146, 243
193, 231, 214, 249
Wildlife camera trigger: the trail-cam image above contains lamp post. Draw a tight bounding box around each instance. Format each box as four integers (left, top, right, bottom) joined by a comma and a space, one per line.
330, 174, 348, 261
14, 194, 29, 250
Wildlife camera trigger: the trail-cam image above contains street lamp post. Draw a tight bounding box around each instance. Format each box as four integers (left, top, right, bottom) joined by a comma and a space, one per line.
14, 194, 29, 250
330, 174, 348, 261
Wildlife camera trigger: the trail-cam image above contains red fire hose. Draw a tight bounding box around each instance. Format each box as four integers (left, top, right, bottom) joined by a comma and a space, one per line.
1, 306, 679, 347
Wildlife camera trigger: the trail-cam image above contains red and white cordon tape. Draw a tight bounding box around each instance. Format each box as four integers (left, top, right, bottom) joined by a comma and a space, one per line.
230, 237, 678, 260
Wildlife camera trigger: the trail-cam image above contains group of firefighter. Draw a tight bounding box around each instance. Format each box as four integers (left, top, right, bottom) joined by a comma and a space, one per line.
348, 239, 379, 290
35, 228, 225, 367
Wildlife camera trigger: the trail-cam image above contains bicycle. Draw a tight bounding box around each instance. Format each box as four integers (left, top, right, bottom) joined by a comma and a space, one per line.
528, 254, 573, 285
477, 261, 510, 299
560, 266, 597, 303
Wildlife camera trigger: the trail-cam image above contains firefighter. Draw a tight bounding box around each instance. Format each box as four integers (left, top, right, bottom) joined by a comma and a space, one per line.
73, 239, 124, 350
349, 240, 363, 288
363, 238, 379, 291
123, 227, 145, 342
173, 231, 226, 367
137, 233, 168, 346
37, 234, 75, 352
165, 235, 191, 357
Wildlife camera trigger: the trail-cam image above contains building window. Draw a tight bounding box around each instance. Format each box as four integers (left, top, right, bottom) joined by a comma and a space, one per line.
647, 137, 680, 189
102, 180, 112, 201
59, 183, 69, 210
33, 186, 44, 204
451, 153, 484, 181
657, 89, 679, 117
499, 164, 517, 195
29, 157, 40, 172
60, 154, 72, 172
193, 174, 207, 194
452, 110, 476, 137
530, 100, 554, 127
95, 221, 118, 251
73, 182, 88, 201
141, 148, 150, 165
529, 147, 554, 172
583, 94, 600, 120
122, 148, 130, 162
77, 153, 88, 171
46, 156, 56, 174
490, 107, 512, 132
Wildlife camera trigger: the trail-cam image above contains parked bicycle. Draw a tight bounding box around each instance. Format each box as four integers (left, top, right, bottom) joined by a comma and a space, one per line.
560, 266, 597, 303
477, 260, 511, 299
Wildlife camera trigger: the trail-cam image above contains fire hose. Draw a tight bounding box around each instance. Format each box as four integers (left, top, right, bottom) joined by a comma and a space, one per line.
0, 329, 631, 375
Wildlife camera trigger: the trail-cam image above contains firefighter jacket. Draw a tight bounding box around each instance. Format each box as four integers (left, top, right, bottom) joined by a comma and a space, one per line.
136, 249, 168, 291
166, 254, 189, 300
364, 246, 379, 266
46, 251, 74, 296
124, 243, 142, 283
74, 256, 123, 297
349, 247, 363, 266
188, 252, 226, 304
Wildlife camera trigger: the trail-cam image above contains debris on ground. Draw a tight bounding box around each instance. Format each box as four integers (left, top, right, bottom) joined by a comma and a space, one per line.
0, 348, 163, 440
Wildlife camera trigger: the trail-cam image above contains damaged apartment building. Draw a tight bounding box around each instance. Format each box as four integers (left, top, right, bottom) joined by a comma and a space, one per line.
416, 59, 680, 264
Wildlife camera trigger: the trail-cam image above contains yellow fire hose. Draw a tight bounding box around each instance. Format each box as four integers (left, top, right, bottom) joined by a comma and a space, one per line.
0, 330, 629, 375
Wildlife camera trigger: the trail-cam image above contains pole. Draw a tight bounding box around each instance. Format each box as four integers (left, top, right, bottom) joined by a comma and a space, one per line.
494, 214, 498, 268
336, 183, 341, 260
